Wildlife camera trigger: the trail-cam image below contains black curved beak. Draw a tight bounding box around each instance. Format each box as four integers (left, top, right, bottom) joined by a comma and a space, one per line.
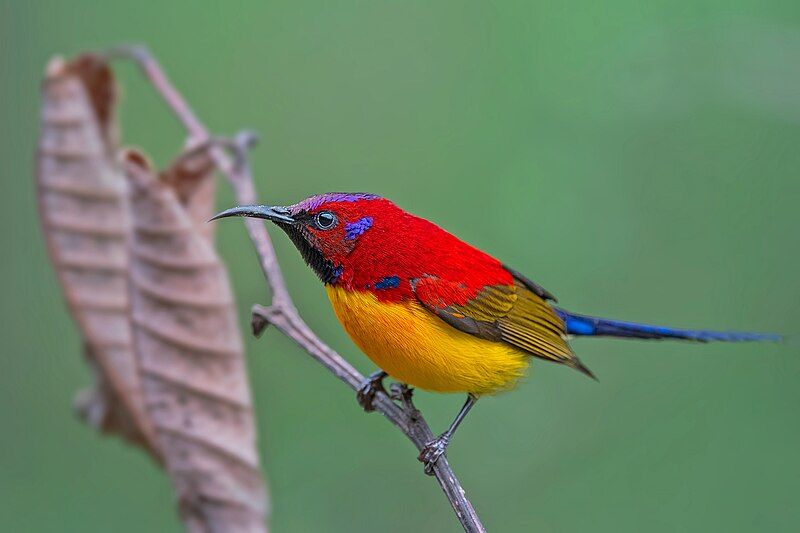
210, 204, 296, 224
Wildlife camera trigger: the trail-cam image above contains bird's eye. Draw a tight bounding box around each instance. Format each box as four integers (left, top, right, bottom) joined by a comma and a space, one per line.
314, 211, 337, 230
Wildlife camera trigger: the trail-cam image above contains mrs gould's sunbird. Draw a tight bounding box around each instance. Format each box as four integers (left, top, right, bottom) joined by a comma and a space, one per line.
213, 193, 782, 473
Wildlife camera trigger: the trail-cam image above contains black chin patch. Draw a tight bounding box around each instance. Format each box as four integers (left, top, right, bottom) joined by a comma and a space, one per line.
279, 224, 341, 284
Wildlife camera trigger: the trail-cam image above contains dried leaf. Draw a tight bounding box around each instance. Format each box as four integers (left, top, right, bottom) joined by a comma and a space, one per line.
160, 142, 217, 241
124, 150, 268, 532
36, 54, 159, 457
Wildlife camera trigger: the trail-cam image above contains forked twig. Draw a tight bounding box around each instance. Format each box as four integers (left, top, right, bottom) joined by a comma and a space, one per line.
110, 44, 485, 533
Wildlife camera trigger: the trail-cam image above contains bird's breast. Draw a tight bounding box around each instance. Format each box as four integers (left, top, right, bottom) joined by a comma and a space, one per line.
325, 285, 529, 394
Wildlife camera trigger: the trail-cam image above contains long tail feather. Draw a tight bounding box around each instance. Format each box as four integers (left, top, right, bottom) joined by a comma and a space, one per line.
554, 308, 782, 343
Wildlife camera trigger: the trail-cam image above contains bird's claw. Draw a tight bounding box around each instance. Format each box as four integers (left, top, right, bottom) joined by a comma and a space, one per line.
418, 434, 450, 476
356, 370, 388, 412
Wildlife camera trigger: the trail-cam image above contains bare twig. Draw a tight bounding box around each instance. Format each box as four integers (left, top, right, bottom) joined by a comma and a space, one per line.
111, 44, 485, 533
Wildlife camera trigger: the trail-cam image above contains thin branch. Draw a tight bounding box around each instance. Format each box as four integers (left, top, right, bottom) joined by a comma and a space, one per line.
111, 44, 485, 533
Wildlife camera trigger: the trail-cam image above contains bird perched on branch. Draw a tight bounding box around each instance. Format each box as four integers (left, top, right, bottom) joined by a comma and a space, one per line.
213, 193, 783, 474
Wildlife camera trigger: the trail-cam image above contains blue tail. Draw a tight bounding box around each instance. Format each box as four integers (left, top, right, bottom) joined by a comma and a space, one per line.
554, 308, 782, 343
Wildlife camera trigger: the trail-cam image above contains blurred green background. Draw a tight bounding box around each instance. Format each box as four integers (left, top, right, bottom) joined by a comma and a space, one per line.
2, 1, 799, 531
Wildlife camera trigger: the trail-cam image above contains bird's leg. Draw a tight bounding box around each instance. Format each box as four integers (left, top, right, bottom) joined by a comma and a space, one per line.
418, 394, 478, 475
356, 370, 388, 412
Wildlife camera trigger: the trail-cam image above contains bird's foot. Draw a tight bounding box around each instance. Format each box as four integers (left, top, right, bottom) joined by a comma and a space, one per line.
389, 382, 414, 404
356, 370, 388, 412
418, 434, 450, 476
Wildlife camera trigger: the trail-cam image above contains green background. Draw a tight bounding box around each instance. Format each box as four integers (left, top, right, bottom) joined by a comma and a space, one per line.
2, 1, 799, 531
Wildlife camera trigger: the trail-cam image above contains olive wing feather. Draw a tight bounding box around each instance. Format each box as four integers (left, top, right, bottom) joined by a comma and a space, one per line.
411, 271, 595, 378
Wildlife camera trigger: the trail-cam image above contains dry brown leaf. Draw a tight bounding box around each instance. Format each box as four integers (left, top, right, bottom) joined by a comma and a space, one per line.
36, 54, 159, 457
161, 142, 217, 241
124, 150, 267, 533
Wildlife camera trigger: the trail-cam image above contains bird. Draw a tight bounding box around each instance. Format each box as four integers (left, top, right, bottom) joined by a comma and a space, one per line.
212, 193, 783, 474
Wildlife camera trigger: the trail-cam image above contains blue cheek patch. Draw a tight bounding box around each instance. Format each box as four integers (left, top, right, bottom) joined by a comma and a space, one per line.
345, 216, 373, 240
373, 276, 400, 290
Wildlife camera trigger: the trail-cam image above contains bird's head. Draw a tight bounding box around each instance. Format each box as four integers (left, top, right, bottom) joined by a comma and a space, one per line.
212, 193, 401, 284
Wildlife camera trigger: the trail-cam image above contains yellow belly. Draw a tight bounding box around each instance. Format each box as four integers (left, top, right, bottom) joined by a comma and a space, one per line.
326, 285, 530, 394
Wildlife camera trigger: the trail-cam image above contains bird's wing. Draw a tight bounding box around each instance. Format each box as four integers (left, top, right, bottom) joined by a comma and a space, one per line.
502, 264, 558, 302
412, 273, 594, 378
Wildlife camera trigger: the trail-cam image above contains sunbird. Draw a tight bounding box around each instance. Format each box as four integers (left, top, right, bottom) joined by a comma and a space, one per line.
213, 193, 782, 473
